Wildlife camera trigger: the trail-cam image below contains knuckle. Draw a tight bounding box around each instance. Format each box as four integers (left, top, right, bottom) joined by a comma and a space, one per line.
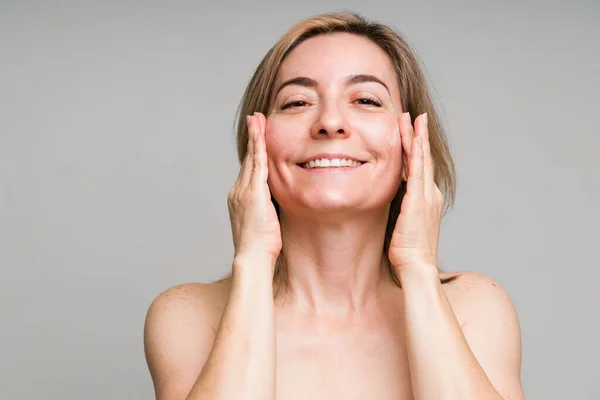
227, 187, 238, 199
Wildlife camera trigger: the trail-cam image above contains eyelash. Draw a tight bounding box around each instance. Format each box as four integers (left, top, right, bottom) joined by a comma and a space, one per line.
281, 96, 383, 110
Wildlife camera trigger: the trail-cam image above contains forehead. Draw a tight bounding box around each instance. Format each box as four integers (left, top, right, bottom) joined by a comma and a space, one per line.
275, 33, 398, 91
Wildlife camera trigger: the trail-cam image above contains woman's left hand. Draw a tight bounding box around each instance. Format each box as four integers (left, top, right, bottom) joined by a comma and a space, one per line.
388, 112, 443, 275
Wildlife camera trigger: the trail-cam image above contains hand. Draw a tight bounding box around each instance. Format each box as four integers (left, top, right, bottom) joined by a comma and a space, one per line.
227, 112, 282, 265
388, 112, 443, 274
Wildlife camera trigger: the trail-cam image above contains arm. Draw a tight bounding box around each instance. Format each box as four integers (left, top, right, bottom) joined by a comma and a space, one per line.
144, 257, 276, 400
399, 267, 524, 400
144, 112, 280, 400
389, 112, 524, 399
188, 258, 276, 399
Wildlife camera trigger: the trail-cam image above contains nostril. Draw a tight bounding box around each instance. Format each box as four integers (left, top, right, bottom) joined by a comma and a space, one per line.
317, 129, 345, 135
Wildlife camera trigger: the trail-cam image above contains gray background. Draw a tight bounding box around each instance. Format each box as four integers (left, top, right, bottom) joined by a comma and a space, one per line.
1, 1, 598, 399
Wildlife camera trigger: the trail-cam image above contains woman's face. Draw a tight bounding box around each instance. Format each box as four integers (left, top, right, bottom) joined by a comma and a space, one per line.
266, 33, 404, 216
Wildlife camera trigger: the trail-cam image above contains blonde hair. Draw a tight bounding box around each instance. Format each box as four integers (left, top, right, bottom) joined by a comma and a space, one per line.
234, 11, 457, 295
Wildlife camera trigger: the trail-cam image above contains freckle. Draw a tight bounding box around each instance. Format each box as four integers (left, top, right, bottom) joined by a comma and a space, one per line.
492, 283, 497, 286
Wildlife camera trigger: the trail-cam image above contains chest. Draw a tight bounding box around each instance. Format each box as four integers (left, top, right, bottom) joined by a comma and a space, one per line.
274, 324, 414, 400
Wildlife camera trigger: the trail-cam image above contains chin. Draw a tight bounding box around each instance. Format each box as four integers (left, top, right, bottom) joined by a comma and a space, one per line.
279, 191, 387, 220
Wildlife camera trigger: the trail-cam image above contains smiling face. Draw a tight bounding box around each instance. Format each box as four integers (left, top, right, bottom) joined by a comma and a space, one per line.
266, 33, 405, 217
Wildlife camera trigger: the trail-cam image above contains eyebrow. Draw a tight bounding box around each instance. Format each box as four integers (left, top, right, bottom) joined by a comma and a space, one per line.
274, 74, 390, 97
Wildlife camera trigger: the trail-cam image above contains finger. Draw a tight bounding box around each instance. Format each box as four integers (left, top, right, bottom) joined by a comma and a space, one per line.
258, 113, 270, 183
417, 113, 434, 199
399, 112, 414, 181
406, 129, 424, 198
240, 115, 255, 187
252, 113, 268, 187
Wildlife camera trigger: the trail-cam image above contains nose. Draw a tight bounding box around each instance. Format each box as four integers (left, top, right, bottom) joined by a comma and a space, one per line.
310, 101, 349, 139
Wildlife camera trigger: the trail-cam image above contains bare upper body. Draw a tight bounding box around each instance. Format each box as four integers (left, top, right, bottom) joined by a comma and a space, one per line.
144, 270, 522, 400
144, 13, 524, 400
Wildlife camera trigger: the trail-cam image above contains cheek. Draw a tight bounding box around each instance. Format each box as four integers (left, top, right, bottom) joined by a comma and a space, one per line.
264, 119, 300, 165
360, 119, 403, 182
386, 123, 400, 149
265, 120, 283, 154
349, 117, 401, 157
389, 122, 403, 171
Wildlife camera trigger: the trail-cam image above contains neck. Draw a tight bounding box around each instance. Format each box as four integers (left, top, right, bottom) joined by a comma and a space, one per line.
275, 207, 396, 317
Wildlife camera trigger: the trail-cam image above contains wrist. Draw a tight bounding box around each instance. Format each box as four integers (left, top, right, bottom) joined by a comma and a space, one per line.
229, 256, 276, 310
396, 262, 440, 285
233, 253, 277, 277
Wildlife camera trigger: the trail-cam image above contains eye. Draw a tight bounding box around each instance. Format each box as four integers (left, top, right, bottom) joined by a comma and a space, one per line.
281, 100, 309, 110
355, 96, 382, 107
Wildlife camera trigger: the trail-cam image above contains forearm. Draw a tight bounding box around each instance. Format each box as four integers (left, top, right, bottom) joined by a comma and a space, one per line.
186, 256, 276, 400
400, 266, 502, 400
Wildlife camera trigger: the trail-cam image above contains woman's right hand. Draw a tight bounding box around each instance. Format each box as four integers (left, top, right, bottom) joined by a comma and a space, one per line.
227, 112, 282, 268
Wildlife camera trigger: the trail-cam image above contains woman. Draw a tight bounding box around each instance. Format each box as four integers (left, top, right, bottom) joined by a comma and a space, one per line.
144, 12, 524, 400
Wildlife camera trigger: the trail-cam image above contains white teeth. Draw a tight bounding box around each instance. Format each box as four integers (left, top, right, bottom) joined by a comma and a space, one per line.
303, 158, 364, 169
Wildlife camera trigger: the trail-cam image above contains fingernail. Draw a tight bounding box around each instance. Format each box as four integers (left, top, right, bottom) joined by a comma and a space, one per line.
246, 115, 251, 128
423, 113, 428, 127
404, 112, 411, 123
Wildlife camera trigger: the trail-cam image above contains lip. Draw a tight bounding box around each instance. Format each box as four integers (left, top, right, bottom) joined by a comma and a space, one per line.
298, 163, 365, 173
298, 153, 366, 164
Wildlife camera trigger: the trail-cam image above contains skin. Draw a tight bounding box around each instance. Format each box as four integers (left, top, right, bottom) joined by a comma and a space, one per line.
144, 33, 524, 399
265, 34, 404, 313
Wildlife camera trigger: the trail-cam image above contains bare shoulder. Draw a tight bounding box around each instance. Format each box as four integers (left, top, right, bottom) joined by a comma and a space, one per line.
143, 277, 232, 399
146, 277, 232, 327
439, 270, 517, 317
440, 271, 524, 399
